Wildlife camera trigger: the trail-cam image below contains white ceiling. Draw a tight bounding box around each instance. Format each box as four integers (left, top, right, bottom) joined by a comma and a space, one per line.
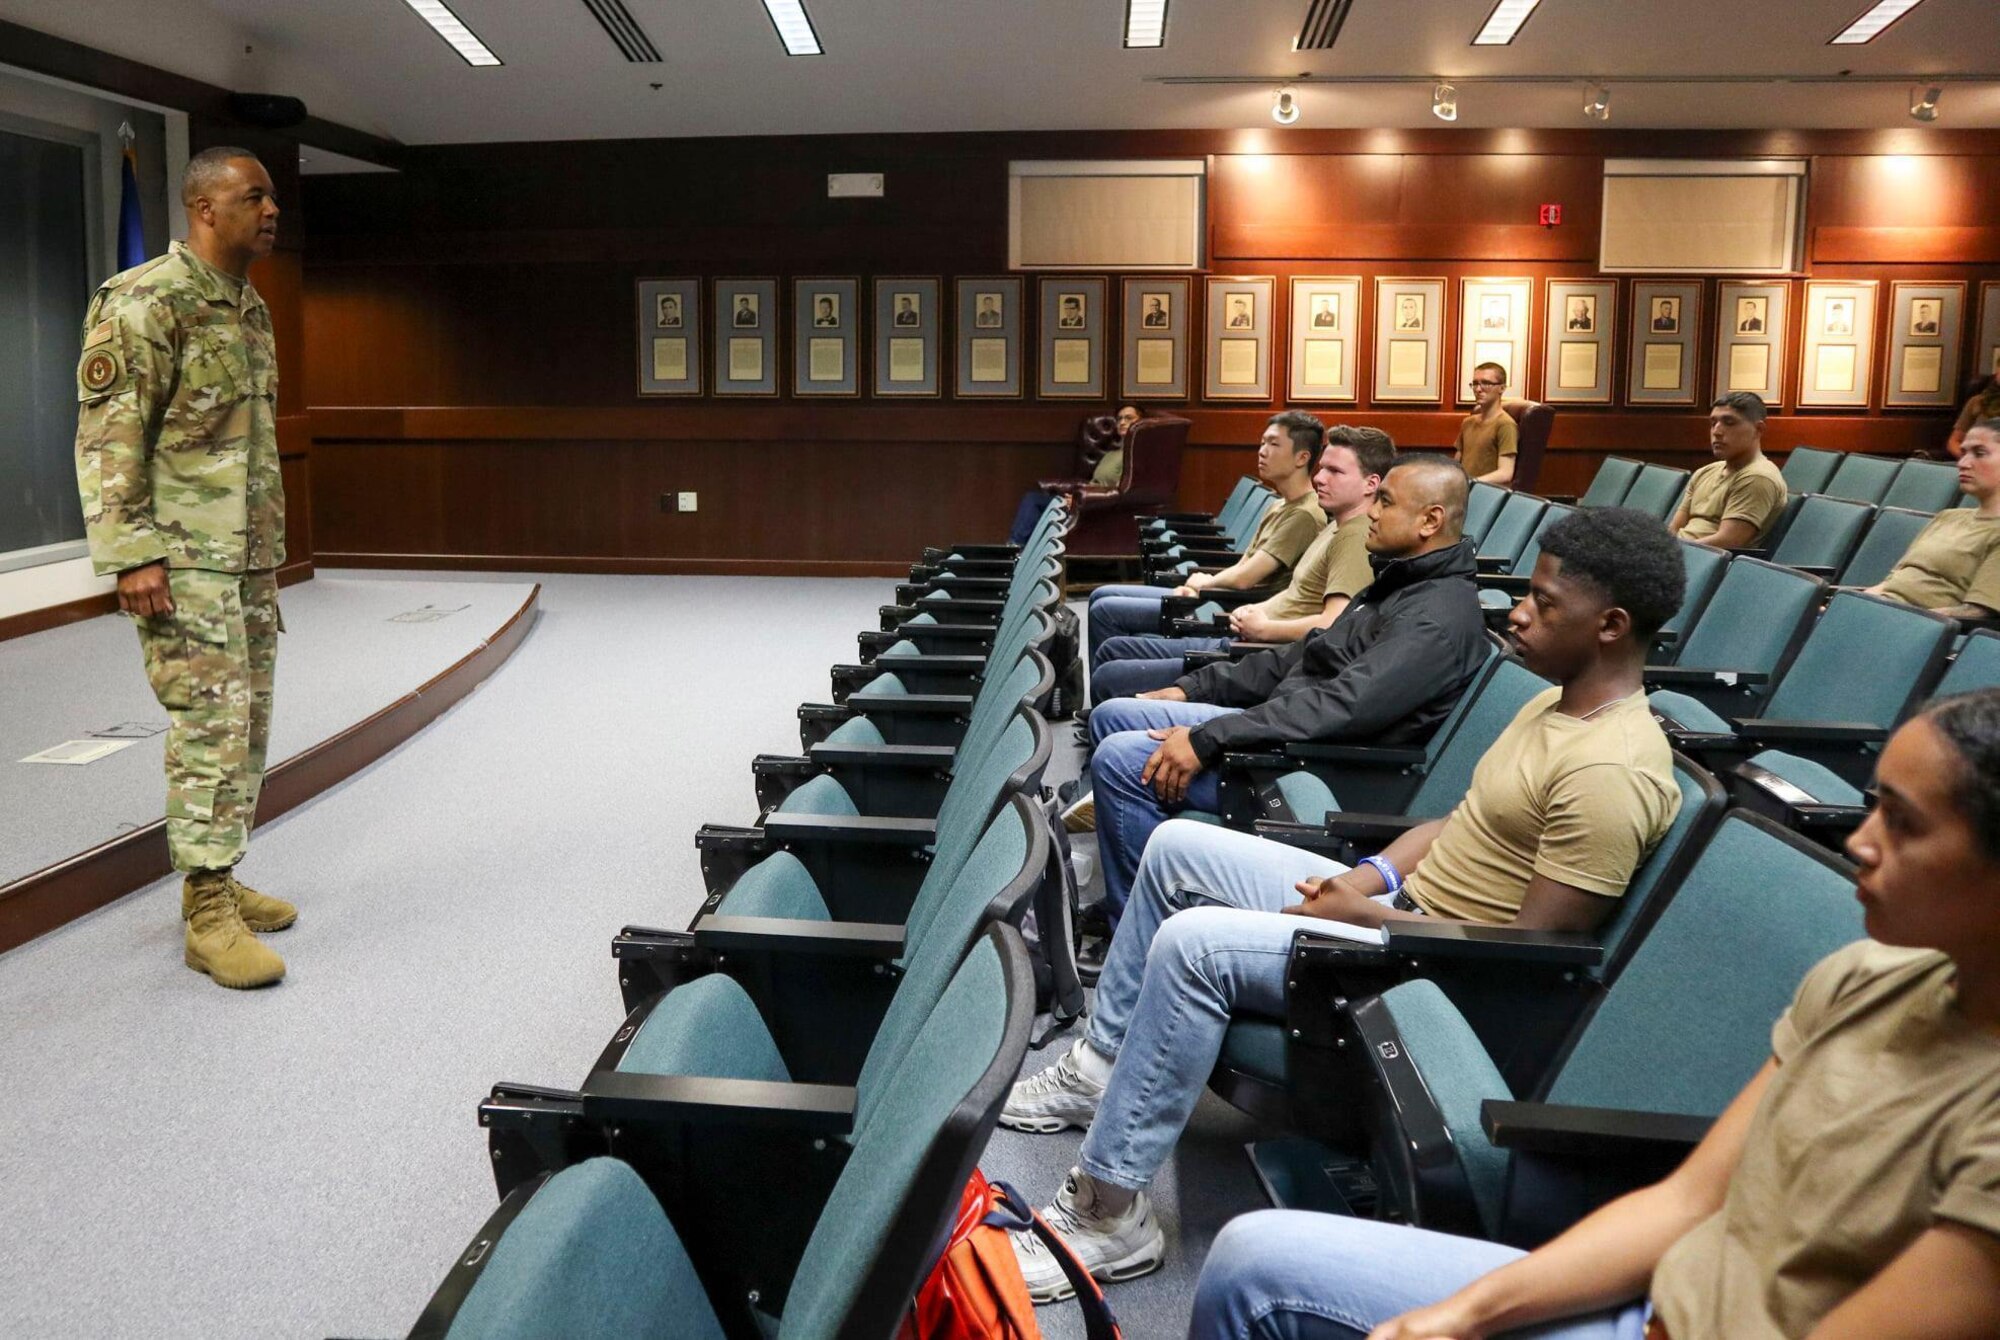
5, 0, 1999, 146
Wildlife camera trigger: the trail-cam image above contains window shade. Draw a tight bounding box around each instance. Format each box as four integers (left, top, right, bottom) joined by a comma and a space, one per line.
1009, 163, 1204, 270
1600, 163, 1804, 273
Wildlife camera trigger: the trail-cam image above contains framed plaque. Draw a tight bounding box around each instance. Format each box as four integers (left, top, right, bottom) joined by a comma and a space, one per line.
1884, 281, 1964, 408
1373, 277, 1446, 403
1038, 276, 1107, 400
793, 277, 859, 398
1204, 275, 1275, 400
955, 276, 1023, 399
873, 277, 941, 398
714, 277, 778, 397
1628, 280, 1701, 405
1288, 276, 1362, 402
1798, 280, 1876, 409
637, 277, 701, 396
1715, 280, 1789, 407
1977, 282, 2000, 385
1543, 279, 1616, 405
1121, 276, 1190, 401
1458, 277, 1535, 403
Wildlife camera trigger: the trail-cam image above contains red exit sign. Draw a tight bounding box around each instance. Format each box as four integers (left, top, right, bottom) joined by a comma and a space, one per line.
1539, 203, 1563, 227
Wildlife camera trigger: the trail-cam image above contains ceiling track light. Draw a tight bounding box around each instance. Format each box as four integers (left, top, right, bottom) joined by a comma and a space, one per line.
1272, 85, 1301, 126
1910, 83, 1943, 121
1582, 82, 1611, 121
1124, 0, 1169, 48
1431, 80, 1459, 121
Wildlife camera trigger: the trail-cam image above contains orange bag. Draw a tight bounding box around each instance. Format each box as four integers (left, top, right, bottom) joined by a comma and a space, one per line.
899, 1171, 1121, 1340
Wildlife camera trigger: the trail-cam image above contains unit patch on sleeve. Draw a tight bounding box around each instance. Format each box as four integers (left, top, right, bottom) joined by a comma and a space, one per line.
79, 343, 126, 397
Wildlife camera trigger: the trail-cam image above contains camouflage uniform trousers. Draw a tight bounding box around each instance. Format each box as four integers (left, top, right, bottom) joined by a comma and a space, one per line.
133, 569, 280, 873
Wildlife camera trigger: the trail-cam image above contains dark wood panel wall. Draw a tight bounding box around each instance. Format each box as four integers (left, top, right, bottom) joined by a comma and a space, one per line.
302, 128, 2000, 562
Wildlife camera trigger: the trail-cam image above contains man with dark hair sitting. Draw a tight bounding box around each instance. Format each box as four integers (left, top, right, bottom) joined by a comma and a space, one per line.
1002, 507, 1688, 1300
1670, 392, 1789, 550
1083, 411, 1329, 675
1088, 426, 1396, 702
1074, 455, 1488, 923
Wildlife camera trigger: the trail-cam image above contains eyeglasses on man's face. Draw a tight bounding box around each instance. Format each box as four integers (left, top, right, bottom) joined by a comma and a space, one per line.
1469, 379, 1503, 389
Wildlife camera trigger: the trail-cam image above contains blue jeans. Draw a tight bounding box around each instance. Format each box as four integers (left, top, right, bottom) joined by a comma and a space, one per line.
1189, 1211, 1648, 1339
1008, 490, 1053, 546
1086, 584, 1169, 667
1079, 820, 1349, 1189
1091, 633, 1231, 701
1089, 698, 1242, 918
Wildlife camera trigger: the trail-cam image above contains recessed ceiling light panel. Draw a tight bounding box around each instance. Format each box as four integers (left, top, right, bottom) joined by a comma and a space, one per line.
1472, 0, 1543, 45
1125, 0, 1169, 48
402, 0, 503, 66
1830, 0, 1928, 44
761, 0, 823, 56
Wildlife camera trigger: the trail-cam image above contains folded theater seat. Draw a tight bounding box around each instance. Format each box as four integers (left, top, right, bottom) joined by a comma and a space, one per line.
911, 494, 1070, 583
1640, 556, 1825, 720
1570, 456, 1643, 509
1616, 462, 1690, 522
1249, 810, 1862, 1240
1741, 493, 1873, 581
1727, 625, 2000, 848
1140, 474, 1265, 544
422, 925, 1034, 1340
1780, 444, 1841, 495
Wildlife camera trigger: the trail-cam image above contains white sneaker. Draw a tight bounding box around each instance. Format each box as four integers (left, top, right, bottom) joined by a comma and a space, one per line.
1061, 794, 1096, 833
999, 1039, 1106, 1134
1011, 1170, 1165, 1302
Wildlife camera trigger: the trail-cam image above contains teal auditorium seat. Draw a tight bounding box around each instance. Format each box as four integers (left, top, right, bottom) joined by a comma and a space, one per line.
1617, 463, 1689, 521
1341, 810, 1864, 1246
1780, 445, 1841, 494
1143, 474, 1264, 537
1645, 556, 1824, 717
1473, 492, 1549, 571
1574, 456, 1642, 509
426, 926, 1033, 1340
1838, 507, 1933, 588
1652, 540, 1730, 653
1476, 503, 1574, 624
1461, 480, 1507, 549
1879, 458, 1961, 513
1818, 451, 1901, 505
1761, 494, 1873, 579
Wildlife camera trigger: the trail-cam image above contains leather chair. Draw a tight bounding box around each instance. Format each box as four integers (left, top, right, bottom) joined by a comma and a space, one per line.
1502, 397, 1555, 493
1058, 414, 1191, 558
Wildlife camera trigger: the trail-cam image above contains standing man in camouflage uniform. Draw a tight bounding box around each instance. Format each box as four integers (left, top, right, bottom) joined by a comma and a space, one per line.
75, 146, 292, 989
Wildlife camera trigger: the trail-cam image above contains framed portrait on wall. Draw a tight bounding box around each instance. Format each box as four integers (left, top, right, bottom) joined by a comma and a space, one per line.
793, 277, 859, 398
1203, 275, 1275, 401
1627, 280, 1702, 405
1458, 277, 1534, 403
1287, 276, 1362, 402
636, 277, 700, 396
1714, 280, 1788, 407
713, 277, 778, 396
1977, 283, 2000, 385
872, 277, 941, 398
1799, 280, 1877, 409
1373, 277, 1446, 403
1542, 279, 1616, 405
954, 276, 1023, 399
1883, 281, 1963, 409
1121, 276, 1190, 401
1038, 276, 1107, 399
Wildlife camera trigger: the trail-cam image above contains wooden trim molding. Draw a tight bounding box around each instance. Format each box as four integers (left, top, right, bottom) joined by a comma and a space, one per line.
0, 581, 537, 955
0, 565, 314, 646
319, 552, 907, 577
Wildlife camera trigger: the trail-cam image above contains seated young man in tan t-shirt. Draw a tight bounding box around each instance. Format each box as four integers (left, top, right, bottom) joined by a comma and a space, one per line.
1088, 427, 1394, 701
1454, 361, 1519, 485
1671, 392, 1788, 549
1868, 419, 2000, 621
1002, 506, 1687, 1298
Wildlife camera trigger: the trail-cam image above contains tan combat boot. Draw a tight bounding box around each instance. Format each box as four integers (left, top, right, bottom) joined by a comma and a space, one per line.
179, 870, 298, 932
183, 869, 286, 989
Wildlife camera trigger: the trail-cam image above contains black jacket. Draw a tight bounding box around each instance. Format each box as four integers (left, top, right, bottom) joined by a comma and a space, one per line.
1177, 540, 1488, 764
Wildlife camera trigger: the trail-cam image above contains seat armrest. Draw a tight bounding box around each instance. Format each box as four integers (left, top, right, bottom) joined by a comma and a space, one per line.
692, 914, 904, 958
1285, 743, 1429, 767
1170, 618, 1231, 637
807, 742, 958, 770
580, 1070, 856, 1133
842, 690, 976, 715
1787, 564, 1838, 580
1250, 819, 1346, 849
1730, 718, 1886, 747
1320, 811, 1429, 842
1382, 921, 1602, 967
1480, 1100, 1711, 1160
1476, 556, 1514, 574
1476, 572, 1530, 595
843, 654, 989, 675
1643, 666, 1770, 689
761, 813, 937, 846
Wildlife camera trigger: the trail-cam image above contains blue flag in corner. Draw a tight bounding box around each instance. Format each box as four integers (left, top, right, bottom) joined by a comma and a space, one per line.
116, 140, 145, 271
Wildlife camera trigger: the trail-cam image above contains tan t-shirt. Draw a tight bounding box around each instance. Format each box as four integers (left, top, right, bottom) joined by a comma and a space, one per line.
1406, 689, 1680, 922
1089, 447, 1125, 487
1651, 941, 2000, 1340
1679, 456, 1787, 544
1875, 508, 2000, 613
1263, 514, 1374, 620
1242, 491, 1328, 576
1454, 413, 1519, 481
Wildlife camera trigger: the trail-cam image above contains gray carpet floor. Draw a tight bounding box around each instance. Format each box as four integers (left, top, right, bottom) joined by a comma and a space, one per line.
0, 575, 538, 888
0, 574, 1269, 1339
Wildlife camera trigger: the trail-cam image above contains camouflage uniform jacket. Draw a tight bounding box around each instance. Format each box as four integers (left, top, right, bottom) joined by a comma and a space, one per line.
74, 240, 284, 576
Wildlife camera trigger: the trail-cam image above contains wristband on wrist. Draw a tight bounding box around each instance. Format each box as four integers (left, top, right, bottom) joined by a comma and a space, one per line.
1358, 854, 1403, 896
